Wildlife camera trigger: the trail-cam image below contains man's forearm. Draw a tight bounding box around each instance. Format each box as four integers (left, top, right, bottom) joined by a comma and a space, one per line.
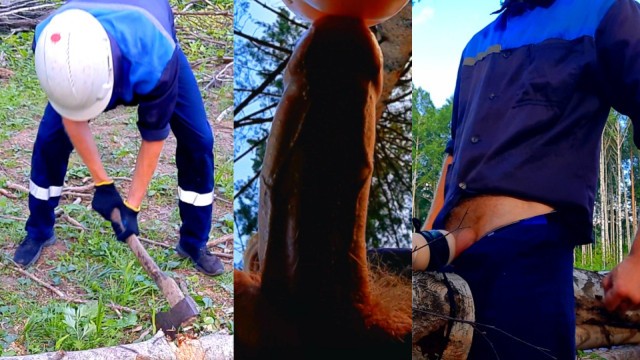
62, 118, 111, 184
423, 154, 453, 230
127, 139, 165, 209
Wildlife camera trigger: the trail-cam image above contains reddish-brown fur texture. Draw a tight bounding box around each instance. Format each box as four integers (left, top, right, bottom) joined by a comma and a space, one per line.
234, 267, 412, 358
234, 16, 411, 358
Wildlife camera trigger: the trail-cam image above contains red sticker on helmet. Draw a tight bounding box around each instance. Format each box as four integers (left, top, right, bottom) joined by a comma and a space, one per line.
51, 33, 61, 43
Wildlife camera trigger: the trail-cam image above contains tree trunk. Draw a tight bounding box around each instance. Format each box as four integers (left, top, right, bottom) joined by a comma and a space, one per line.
412, 272, 474, 360
4, 332, 233, 360
600, 147, 609, 268
412, 137, 419, 219
631, 146, 637, 237
374, 3, 411, 121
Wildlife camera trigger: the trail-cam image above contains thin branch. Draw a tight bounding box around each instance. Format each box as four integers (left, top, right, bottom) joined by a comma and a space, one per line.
0, 188, 17, 199
235, 116, 274, 128
385, 89, 412, 105
234, 30, 292, 55
253, 0, 309, 29
8, 260, 66, 297
234, 134, 268, 162
234, 169, 261, 200
207, 234, 233, 248
234, 56, 289, 116
4, 259, 136, 313
413, 307, 556, 360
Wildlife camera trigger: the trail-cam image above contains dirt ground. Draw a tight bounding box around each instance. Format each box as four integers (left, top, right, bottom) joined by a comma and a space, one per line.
0, 64, 234, 355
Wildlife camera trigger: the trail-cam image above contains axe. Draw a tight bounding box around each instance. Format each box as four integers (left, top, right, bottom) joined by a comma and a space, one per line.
111, 208, 199, 339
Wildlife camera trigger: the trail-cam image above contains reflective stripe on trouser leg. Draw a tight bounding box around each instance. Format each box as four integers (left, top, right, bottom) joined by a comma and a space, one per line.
26, 103, 74, 241
170, 48, 214, 253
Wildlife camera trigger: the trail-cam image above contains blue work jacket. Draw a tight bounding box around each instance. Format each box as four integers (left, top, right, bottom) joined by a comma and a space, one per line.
434, 0, 640, 244
34, 0, 179, 141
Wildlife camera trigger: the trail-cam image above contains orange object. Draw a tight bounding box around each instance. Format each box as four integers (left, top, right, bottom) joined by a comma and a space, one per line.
284, 0, 408, 26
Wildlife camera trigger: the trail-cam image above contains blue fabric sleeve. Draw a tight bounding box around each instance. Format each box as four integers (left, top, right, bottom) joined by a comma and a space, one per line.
596, 0, 640, 146
137, 50, 179, 141
445, 56, 464, 155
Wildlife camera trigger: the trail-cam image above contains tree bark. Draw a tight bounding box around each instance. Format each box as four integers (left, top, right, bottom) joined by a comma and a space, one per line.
413, 269, 640, 358
573, 268, 640, 327
579, 346, 640, 360
3, 332, 233, 360
630, 146, 637, 236
412, 272, 474, 360
374, 3, 412, 121
576, 325, 640, 350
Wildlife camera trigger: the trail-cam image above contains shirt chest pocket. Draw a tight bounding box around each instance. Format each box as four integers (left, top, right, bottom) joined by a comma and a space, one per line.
514, 40, 585, 110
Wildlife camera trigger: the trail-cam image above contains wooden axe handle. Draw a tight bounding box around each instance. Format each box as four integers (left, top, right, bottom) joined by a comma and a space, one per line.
126, 234, 185, 307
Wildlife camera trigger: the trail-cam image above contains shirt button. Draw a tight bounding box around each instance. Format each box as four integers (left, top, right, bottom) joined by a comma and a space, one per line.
489, 93, 496, 100
459, 182, 467, 190
471, 136, 480, 143
502, 51, 511, 58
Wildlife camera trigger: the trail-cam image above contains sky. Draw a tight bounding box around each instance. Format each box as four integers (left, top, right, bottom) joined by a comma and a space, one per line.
413, 1, 499, 107
233, 0, 280, 266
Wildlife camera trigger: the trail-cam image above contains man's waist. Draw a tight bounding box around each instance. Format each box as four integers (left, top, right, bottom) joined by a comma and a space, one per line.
444, 195, 555, 239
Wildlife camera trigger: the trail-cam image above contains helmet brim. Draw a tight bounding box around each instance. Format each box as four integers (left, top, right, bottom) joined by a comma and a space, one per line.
49, 87, 112, 122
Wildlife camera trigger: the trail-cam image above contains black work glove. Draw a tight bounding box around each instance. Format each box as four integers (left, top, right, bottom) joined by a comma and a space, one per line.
92, 182, 124, 221
92, 182, 139, 242
110, 202, 140, 242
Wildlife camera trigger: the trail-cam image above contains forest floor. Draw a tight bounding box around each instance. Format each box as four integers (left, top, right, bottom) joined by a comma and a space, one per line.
0, 1, 233, 356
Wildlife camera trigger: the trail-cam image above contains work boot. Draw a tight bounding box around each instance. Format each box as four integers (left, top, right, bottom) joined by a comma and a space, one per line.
175, 243, 225, 276
13, 234, 57, 268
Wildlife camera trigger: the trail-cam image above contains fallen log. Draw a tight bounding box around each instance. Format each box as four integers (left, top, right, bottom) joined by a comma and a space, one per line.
574, 269, 640, 327
413, 268, 640, 358
412, 272, 474, 360
579, 345, 640, 360
3, 331, 233, 360
576, 324, 640, 350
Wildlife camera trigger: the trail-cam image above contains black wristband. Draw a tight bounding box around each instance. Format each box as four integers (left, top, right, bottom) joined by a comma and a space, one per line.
419, 230, 451, 271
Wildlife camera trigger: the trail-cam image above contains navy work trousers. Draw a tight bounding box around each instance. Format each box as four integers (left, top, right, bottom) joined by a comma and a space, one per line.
26, 49, 214, 253
448, 213, 576, 360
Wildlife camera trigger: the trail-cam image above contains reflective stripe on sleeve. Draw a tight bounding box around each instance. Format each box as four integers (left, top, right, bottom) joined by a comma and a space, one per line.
178, 187, 214, 207
29, 180, 63, 201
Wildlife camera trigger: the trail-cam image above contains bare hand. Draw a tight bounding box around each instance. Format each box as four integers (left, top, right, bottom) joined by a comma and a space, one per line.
603, 254, 640, 313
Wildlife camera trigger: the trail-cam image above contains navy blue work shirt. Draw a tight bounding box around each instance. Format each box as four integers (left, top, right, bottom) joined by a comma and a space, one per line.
433, 0, 640, 245
35, 0, 179, 141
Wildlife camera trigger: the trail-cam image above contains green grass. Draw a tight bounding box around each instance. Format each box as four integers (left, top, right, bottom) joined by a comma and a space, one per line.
215, 152, 234, 200
577, 350, 607, 360
0, 0, 233, 355
0, 211, 233, 354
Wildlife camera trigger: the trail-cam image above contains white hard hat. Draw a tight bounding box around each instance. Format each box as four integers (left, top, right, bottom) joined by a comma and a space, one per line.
35, 9, 114, 121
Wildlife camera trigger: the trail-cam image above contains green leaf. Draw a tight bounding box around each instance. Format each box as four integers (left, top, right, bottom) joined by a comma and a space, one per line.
55, 334, 70, 350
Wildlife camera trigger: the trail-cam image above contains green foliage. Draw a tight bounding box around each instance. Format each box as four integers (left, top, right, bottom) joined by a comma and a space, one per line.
20, 300, 137, 352
412, 86, 452, 221
0, 32, 45, 142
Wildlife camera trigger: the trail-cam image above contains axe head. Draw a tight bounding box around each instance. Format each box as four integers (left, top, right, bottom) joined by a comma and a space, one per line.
155, 296, 199, 339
